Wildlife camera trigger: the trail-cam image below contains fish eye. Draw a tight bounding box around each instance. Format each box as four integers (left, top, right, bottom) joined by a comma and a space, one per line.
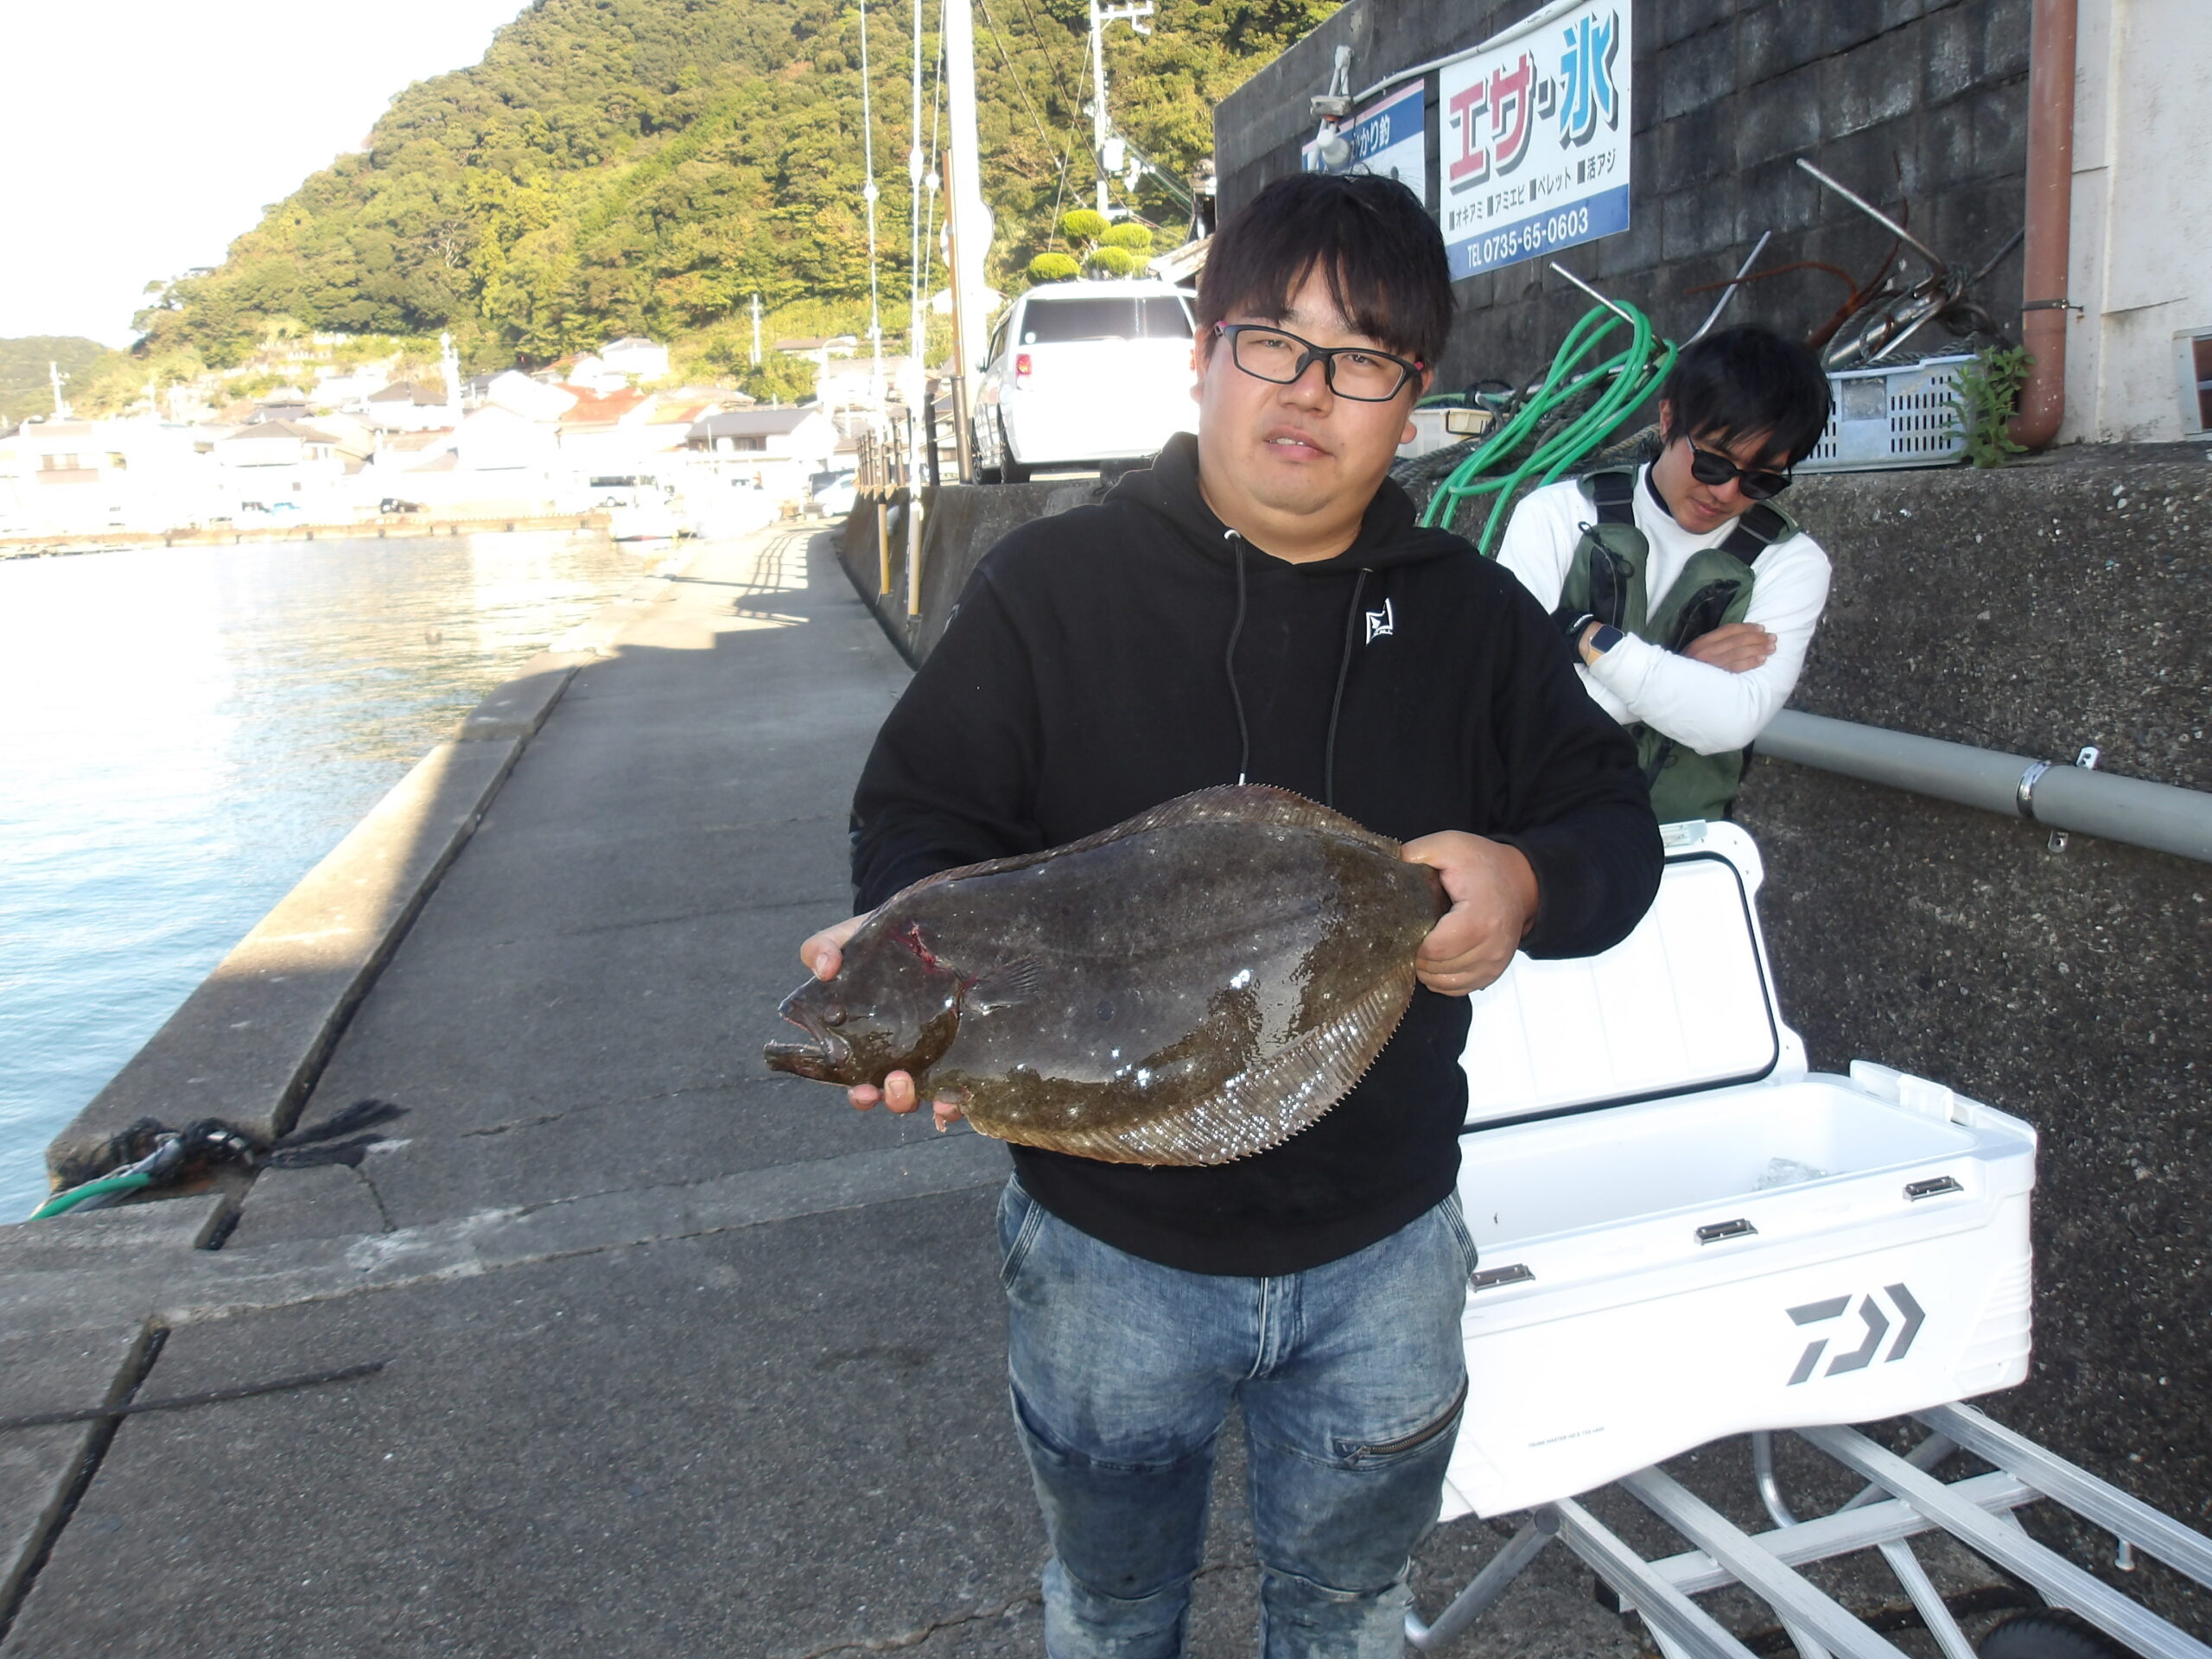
822, 1004, 848, 1027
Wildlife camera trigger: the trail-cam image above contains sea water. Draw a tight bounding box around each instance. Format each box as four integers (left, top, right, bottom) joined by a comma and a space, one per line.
0, 531, 645, 1218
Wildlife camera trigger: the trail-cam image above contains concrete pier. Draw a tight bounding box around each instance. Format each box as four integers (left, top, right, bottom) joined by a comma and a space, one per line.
0, 525, 2030, 1655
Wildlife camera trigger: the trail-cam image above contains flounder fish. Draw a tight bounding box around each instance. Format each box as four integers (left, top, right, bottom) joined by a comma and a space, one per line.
765, 785, 1446, 1166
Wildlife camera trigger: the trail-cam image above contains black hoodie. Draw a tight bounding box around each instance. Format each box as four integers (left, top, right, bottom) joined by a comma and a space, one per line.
852, 434, 1661, 1275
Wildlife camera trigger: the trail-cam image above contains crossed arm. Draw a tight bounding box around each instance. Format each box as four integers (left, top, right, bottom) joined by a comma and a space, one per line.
1497, 488, 1832, 753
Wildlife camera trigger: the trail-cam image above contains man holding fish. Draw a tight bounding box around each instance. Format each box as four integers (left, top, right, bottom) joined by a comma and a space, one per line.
790, 174, 1663, 1657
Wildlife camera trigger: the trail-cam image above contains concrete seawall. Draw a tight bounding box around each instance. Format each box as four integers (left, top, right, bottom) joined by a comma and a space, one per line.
0, 512, 613, 561
836, 480, 1106, 662
842, 450, 2212, 1602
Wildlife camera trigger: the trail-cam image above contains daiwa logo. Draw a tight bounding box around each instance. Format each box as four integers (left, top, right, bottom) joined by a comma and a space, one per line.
1366, 599, 1395, 644
1786, 1284, 1924, 1384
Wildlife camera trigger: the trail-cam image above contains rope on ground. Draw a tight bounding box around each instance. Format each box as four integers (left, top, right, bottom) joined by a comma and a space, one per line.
28, 1099, 406, 1221
1413, 301, 1676, 555
0, 1360, 390, 1433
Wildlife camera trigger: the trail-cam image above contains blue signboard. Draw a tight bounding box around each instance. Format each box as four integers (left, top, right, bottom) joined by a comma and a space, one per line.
1302, 80, 1430, 208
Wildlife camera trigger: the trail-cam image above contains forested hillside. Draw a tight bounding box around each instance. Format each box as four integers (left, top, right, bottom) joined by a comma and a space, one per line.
133, 0, 1331, 377
0, 337, 108, 427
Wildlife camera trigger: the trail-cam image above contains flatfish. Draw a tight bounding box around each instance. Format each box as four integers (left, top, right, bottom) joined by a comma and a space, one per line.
765, 785, 1446, 1166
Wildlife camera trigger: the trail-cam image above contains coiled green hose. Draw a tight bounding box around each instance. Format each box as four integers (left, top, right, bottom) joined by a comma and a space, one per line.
1420, 301, 1676, 555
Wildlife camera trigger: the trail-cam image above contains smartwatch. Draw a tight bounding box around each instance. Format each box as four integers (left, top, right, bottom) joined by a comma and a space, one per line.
1580, 623, 1624, 665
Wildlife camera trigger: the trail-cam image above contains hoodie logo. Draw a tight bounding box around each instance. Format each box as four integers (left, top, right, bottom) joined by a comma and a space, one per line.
1365, 598, 1395, 645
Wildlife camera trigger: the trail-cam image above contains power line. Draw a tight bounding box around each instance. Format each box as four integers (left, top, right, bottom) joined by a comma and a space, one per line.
1011, 0, 1085, 122
859, 0, 885, 379
977, 0, 1067, 169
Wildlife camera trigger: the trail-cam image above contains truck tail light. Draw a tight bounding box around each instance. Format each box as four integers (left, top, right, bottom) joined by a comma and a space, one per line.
1014, 353, 1033, 387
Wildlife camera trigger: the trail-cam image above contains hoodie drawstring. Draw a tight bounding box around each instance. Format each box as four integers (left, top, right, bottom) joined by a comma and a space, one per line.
1324, 569, 1370, 810
1226, 533, 1372, 808
1224, 531, 1252, 786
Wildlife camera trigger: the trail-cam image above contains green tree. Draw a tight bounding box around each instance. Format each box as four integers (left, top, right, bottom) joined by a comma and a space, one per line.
1060, 209, 1109, 243
740, 352, 818, 405
0, 336, 110, 425
130, 0, 1330, 368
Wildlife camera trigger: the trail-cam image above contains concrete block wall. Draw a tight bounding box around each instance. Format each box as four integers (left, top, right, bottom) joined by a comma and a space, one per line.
835, 482, 1107, 664
1736, 448, 2212, 1621
1214, 0, 2030, 396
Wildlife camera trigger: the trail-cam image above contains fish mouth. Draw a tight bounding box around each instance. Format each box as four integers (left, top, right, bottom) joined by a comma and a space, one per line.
764, 1020, 851, 1081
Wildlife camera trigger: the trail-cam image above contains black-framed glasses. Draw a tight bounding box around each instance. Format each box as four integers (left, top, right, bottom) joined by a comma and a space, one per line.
1683, 435, 1792, 500
1213, 323, 1423, 403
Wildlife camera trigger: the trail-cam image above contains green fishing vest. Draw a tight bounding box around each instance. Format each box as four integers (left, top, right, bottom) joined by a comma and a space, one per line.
1550, 467, 1801, 824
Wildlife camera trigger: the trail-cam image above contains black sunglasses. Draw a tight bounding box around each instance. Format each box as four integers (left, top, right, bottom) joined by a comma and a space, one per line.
1212, 323, 1423, 403
1682, 435, 1792, 500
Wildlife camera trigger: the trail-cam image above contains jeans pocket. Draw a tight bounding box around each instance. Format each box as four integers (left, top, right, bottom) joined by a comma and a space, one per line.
997, 1178, 1047, 1292
1330, 1374, 1469, 1468
1439, 1192, 1482, 1281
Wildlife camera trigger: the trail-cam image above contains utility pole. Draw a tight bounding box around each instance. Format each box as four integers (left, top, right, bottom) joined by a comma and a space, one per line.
48, 360, 69, 421
858, 0, 884, 410
750, 293, 763, 367
439, 332, 461, 423
943, 0, 988, 483
1087, 0, 1152, 214
902, 0, 929, 597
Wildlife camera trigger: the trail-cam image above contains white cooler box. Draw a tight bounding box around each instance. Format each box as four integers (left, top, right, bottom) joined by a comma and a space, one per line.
1439, 821, 2036, 1521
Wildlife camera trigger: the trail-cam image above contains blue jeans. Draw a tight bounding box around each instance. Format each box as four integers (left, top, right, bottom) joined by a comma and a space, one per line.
997, 1179, 1478, 1659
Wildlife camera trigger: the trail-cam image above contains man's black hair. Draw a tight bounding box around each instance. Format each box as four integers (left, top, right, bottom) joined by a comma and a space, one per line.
1658, 326, 1834, 467
1196, 172, 1454, 373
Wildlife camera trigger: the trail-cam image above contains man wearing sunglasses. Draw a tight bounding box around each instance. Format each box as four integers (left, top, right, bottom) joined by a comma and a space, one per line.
798, 171, 1660, 1657
1497, 326, 1835, 823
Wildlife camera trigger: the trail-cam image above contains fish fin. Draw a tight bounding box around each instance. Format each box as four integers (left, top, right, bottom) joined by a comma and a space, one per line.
963, 956, 1045, 1014
973, 963, 1419, 1167
1103, 785, 1404, 859
898, 787, 1401, 904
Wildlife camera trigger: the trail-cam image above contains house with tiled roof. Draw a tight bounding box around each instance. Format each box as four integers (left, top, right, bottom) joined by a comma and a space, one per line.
683, 406, 838, 504
553, 385, 670, 473
364, 378, 455, 433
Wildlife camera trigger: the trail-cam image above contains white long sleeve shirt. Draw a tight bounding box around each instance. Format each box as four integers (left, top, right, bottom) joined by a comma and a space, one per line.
1494, 466, 1832, 756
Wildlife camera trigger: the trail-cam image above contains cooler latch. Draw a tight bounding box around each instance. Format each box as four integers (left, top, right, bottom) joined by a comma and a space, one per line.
1696, 1217, 1758, 1244
1469, 1263, 1535, 1292
1905, 1175, 1964, 1200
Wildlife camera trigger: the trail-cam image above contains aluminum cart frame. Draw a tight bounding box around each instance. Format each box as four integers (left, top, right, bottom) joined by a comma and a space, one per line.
1408, 1402, 2212, 1658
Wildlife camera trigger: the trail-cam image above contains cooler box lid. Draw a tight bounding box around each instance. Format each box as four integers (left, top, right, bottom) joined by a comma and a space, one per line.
1461, 820, 1807, 1130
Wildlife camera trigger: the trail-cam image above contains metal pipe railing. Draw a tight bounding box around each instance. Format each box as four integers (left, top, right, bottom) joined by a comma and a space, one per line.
1759, 709, 2212, 865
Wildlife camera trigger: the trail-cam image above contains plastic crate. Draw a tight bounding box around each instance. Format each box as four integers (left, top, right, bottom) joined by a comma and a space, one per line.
1798, 353, 1970, 474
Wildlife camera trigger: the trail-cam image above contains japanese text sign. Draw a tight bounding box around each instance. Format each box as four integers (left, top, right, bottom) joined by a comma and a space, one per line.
1300, 80, 1430, 207
1437, 2, 1631, 278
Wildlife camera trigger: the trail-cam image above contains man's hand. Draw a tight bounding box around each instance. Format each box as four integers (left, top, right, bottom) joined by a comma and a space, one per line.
1399, 833, 1539, 995
798, 915, 966, 1129
1681, 622, 1776, 673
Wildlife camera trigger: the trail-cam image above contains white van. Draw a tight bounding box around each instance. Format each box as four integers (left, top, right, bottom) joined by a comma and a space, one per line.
971, 278, 1197, 482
